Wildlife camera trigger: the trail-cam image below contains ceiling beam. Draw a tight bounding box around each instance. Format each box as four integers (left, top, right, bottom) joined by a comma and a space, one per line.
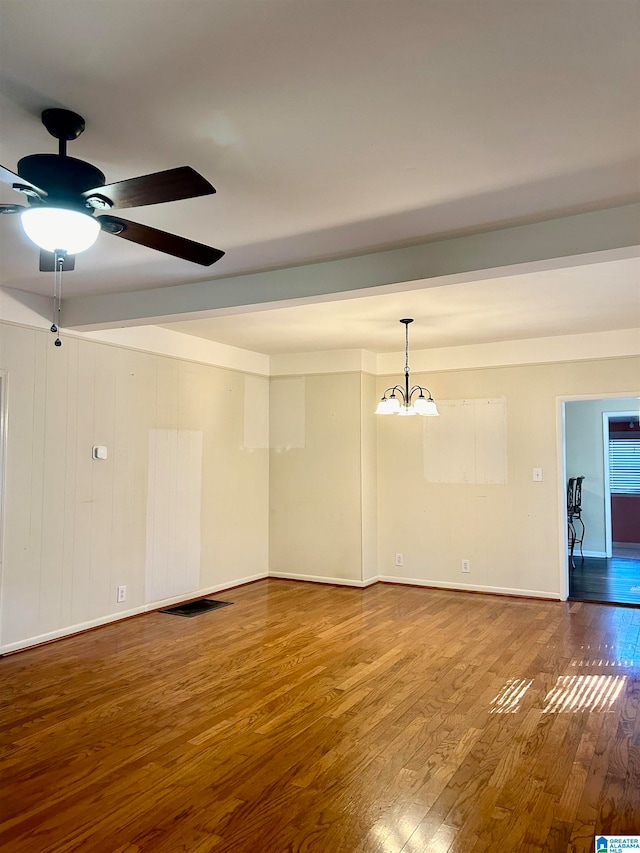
63, 203, 640, 330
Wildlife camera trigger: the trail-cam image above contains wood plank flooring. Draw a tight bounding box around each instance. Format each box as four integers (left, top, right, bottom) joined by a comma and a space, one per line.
569, 555, 640, 606
1, 579, 639, 852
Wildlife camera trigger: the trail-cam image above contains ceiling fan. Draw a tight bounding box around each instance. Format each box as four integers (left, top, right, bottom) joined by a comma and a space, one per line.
0, 108, 224, 271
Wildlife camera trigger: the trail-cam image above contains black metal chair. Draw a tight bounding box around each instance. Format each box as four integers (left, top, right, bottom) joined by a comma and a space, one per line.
567, 476, 585, 567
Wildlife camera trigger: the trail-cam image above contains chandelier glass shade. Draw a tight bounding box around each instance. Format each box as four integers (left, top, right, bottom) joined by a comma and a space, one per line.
21, 207, 100, 254
375, 319, 439, 417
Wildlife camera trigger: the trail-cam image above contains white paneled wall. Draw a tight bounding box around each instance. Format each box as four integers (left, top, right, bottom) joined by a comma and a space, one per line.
0, 323, 269, 652
145, 429, 202, 603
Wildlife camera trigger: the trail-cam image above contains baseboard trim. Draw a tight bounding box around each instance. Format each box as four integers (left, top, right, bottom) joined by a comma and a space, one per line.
268, 571, 379, 588
0, 572, 268, 655
268, 571, 559, 600
582, 550, 607, 558
379, 575, 560, 600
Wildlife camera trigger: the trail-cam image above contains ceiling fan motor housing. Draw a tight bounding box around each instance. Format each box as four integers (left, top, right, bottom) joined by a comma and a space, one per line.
17, 154, 105, 209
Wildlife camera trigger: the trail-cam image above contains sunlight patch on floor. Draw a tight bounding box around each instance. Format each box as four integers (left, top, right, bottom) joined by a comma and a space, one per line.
489, 678, 533, 714
542, 674, 626, 713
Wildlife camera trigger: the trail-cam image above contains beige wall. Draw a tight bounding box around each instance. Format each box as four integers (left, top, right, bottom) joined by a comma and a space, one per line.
0, 322, 268, 651
268, 371, 380, 585
269, 373, 363, 582
377, 357, 640, 598
565, 397, 639, 554
360, 373, 378, 581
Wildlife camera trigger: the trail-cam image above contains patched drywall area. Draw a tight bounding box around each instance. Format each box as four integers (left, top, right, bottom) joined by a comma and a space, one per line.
424, 397, 507, 484
244, 375, 269, 450
269, 377, 305, 450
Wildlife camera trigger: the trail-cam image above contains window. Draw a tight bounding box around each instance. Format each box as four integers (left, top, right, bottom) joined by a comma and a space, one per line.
609, 438, 640, 495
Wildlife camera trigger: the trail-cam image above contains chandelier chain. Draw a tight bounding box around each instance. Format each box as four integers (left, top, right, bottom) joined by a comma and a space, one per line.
405, 321, 410, 376
374, 318, 439, 417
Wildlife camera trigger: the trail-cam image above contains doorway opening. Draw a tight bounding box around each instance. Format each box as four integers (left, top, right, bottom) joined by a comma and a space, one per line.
563, 396, 640, 605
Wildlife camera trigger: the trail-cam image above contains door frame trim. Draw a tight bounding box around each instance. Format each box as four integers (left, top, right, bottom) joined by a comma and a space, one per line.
557, 392, 640, 602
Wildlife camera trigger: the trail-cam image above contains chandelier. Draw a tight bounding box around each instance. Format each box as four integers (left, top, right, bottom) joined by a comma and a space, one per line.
375, 319, 439, 417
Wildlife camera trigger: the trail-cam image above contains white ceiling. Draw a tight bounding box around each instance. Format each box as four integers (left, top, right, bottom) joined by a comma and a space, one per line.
0, 0, 639, 354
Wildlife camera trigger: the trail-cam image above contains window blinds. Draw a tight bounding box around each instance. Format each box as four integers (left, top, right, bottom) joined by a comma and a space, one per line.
609, 438, 640, 495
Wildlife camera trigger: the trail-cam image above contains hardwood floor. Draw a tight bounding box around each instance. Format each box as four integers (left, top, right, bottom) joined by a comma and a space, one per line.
1, 579, 639, 852
569, 554, 640, 606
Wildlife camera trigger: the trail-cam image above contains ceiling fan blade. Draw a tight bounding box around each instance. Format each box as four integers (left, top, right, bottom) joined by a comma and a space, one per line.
0, 163, 47, 198
97, 215, 224, 266
0, 203, 25, 214
83, 166, 215, 209
39, 251, 76, 272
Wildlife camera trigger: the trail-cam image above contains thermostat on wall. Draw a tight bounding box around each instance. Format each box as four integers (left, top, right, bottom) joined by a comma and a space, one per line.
92, 445, 108, 460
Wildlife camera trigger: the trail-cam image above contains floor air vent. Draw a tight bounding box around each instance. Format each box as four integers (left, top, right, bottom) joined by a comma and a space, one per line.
159, 599, 232, 618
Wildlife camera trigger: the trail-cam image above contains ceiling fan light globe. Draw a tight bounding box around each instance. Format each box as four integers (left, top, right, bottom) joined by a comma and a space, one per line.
21, 207, 100, 254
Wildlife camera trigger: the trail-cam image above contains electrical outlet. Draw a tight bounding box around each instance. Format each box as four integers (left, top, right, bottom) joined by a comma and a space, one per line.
462, 560, 471, 573
533, 467, 543, 482
117, 585, 126, 603
395, 553, 404, 567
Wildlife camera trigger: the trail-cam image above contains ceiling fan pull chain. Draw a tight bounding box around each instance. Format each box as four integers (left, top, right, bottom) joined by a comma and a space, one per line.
52, 250, 64, 346
50, 253, 58, 334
